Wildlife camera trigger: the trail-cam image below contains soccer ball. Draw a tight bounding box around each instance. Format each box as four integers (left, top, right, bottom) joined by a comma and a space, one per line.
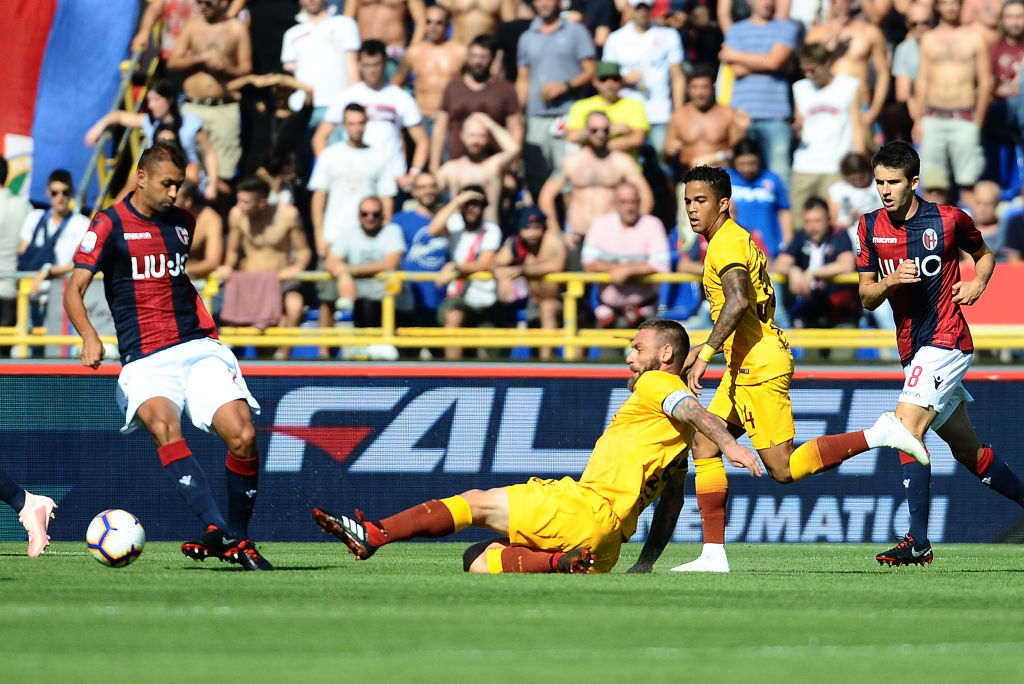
86, 509, 145, 567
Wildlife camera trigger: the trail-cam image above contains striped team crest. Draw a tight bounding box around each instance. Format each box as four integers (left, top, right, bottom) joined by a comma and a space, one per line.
922, 228, 938, 250
174, 225, 189, 245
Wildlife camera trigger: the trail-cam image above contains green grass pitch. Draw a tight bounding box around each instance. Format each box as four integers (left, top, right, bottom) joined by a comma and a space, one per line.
1, 541, 1021, 683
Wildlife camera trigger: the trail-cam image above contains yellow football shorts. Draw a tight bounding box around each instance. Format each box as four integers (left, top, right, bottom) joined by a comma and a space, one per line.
707, 371, 796, 450
506, 476, 622, 573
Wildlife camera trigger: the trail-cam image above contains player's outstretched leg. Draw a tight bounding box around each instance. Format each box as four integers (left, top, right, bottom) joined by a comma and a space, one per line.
19, 492, 57, 558
672, 457, 730, 573
789, 412, 929, 482
313, 495, 475, 560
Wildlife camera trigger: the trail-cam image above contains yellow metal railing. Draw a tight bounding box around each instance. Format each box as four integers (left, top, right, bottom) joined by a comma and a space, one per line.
77, 27, 162, 215
4, 270, 1024, 361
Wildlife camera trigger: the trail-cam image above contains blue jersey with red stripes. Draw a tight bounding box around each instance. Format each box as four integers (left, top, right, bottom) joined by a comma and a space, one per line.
856, 198, 984, 365
73, 196, 217, 365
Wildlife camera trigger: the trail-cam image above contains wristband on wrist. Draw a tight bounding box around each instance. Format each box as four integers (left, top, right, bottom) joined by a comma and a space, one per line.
698, 345, 716, 363
564, 80, 573, 91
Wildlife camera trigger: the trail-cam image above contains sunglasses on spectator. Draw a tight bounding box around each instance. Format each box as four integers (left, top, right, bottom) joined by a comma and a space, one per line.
48, 188, 71, 197
588, 126, 610, 133
597, 76, 621, 82
425, 18, 446, 24
360, 210, 382, 218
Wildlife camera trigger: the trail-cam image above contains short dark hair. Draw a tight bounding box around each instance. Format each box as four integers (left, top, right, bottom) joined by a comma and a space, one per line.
682, 164, 731, 200
638, 318, 690, 364
469, 34, 496, 56
732, 137, 763, 162
798, 42, 830, 64
236, 175, 270, 198
839, 151, 871, 177
179, 178, 198, 202
803, 196, 829, 215
689, 63, 717, 82
152, 122, 183, 148
48, 169, 73, 189
138, 141, 186, 173
359, 39, 387, 60
260, 144, 295, 177
343, 102, 367, 117
872, 141, 920, 180
462, 184, 487, 205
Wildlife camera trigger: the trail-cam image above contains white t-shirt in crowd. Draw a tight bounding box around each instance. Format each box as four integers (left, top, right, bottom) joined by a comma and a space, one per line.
445, 214, 502, 309
19, 209, 90, 295
324, 82, 423, 179
601, 24, 684, 125
308, 142, 398, 251
338, 223, 407, 301
792, 74, 859, 175
281, 10, 361, 110
828, 179, 883, 246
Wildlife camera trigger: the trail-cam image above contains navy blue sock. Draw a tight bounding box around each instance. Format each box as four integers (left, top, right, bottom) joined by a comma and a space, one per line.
975, 447, 1024, 506
158, 441, 228, 530
225, 453, 259, 539
0, 467, 26, 512
902, 460, 931, 543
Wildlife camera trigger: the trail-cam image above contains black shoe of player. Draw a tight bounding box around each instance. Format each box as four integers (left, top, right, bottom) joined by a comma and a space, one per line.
876, 535, 933, 567
181, 524, 237, 562
225, 539, 274, 571
555, 546, 595, 574
312, 508, 380, 560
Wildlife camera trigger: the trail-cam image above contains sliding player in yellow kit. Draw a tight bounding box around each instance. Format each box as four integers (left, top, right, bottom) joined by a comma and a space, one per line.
627, 165, 930, 574
313, 319, 763, 574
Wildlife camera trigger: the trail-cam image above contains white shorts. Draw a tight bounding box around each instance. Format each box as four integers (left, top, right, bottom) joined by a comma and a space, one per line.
898, 346, 974, 429
117, 338, 260, 434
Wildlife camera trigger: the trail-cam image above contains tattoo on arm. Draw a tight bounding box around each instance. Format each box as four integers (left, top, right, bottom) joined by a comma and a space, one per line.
675, 397, 736, 451
706, 267, 749, 351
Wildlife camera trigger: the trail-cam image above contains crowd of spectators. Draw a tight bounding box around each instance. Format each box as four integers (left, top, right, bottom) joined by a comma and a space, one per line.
6, 0, 1024, 360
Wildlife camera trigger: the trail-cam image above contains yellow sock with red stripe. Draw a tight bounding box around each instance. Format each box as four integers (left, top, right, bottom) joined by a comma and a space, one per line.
694, 457, 728, 544
789, 432, 870, 481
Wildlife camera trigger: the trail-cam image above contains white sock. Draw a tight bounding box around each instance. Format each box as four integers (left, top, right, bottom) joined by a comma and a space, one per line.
701, 543, 726, 560
863, 414, 889, 449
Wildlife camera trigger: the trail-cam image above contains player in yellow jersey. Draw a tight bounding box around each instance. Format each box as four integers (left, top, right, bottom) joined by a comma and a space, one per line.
312, 319, 762, 574
633, 166, 929, 574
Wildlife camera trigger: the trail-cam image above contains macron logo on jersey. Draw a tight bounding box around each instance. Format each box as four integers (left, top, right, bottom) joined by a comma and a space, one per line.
124, 231, 153, 240
873, 237, 898, 244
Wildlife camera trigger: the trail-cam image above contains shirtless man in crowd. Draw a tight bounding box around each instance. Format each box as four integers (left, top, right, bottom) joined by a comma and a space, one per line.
663, 66, 749, 171
439, 0, 515, 46
537, 111, 653, 265
806, 0, 889, 129
392, 6, 467, 123
167, 0, 251, 195
915, 0, 992, 206
436, 112, 519, 224
346, 0, 426, 60
174, 179, 224, 283
219, 176, 311, 357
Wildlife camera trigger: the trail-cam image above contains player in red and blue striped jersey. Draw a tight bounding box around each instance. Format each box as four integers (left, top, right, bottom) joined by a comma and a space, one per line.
858, 141, 1024, 566
64, 142, 271, 571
